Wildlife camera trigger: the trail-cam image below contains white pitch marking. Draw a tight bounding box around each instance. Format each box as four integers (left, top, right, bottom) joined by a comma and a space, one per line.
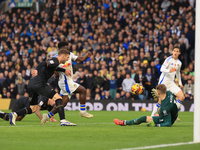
114, 141, 196, 150
0, 122, 114, 128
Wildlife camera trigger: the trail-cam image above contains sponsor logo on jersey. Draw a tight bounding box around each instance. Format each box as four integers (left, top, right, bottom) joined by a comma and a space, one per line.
62, 62, 71, 68
171, 63, 173, 65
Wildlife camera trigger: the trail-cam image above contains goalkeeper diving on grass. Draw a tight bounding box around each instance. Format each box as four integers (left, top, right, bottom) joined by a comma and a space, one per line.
114, 84, 178, 127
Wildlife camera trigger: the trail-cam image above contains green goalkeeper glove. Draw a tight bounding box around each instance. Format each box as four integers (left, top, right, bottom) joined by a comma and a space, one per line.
147, 120, 155, 127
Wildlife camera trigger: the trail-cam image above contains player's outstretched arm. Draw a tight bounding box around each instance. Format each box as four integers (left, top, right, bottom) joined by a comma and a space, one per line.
76, 51, 92, 62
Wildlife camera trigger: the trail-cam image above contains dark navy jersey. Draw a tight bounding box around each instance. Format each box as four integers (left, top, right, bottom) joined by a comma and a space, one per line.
15, 96, 30, 109
36, 57, 59, 82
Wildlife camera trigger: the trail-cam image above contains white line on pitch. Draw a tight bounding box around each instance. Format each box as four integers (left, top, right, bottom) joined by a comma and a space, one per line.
0, 122, 114, 127
114, 141, 196, 150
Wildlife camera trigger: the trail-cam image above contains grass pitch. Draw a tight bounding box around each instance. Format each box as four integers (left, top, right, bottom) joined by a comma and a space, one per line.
0, 111, 199, 150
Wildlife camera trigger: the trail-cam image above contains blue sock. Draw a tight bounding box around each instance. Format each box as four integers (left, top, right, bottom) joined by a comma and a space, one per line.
156, 102, 161, 108
176, 99, 183, 109
80, 104, 86, 111
48, 112, 54, 118
177, 99, 182, 104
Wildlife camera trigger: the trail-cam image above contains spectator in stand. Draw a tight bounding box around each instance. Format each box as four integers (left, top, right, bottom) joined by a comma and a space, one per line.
116, 72, 124, 93
0, 0, 196, 100
94, 93, 101, 101
15, 77, 26, 96
109, 75, 117, 100
183, 79, 194, 98
104, 91, 111, 100
122, 73, 136, 93
86, 71, 94, 98
9, 83, 17, 98
77, 71, 88, 89
2, 87, 7, 98
31, 0, 44, 13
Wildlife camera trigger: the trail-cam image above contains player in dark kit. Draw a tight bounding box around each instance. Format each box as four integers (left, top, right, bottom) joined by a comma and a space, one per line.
42, 41, 93, 125
0, 96, 56, 122
114, 84, 178, 127
9, 49, 76, 126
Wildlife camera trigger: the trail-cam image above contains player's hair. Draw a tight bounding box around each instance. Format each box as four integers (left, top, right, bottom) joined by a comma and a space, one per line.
58, 42, 68, 49
58, 49, 70, 55
156, 84, 167, 94
173, 46, 180, 51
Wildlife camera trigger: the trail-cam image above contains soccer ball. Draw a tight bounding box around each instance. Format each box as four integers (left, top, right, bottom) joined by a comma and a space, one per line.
131, 83, 143, 95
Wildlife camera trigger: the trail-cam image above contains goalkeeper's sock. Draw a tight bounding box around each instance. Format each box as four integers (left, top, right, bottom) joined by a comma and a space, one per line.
151, 103, 160, 116
176, 99, 182, 109
126, 116, 146, 125
47, 112, 54, 119
0, 113, 9, 121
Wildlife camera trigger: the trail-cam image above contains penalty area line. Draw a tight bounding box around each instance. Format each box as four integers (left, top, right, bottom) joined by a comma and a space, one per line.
114, 141, 196, 150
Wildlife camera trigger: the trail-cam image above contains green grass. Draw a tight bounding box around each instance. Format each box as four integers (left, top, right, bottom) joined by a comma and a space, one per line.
0, 111, 199, 150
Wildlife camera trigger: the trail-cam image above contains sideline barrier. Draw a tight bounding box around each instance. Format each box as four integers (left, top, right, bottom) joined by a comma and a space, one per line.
0, 99, 193, 112
0, 98, 17, 110
64, 100, 193, 112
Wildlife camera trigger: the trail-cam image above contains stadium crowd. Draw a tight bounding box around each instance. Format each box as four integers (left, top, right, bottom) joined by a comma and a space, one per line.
0, 0, 195, 101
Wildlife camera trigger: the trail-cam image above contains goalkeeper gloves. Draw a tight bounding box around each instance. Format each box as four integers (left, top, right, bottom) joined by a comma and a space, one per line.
147, 120, 155, 127
151, 88, 158, 98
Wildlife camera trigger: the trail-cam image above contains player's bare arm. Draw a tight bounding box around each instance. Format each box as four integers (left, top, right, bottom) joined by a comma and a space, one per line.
76, 51, 92, 62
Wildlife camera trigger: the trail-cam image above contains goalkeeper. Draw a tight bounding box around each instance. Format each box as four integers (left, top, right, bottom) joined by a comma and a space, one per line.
114, 84, 178, 127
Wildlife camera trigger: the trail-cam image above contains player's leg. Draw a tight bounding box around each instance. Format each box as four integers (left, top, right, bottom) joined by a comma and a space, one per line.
0, 111, 9, 121
114, 116, 148, 126
9, 91, 34, 125
175, 90, 185, 109
16, 116, 25, 121
49, 95, 69, 115
75, 85, 93, 118
40, 85, 76, 126
9, 107, 32, 125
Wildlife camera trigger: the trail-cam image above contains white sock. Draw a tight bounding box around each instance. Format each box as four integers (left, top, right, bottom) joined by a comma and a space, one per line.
151, 103, 160, 116
176, 99, 182, 109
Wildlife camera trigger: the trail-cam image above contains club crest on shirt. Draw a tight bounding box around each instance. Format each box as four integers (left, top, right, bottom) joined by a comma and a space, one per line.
50, 60, 54, 64
74, 84, 77, 87
177, 64, 179, 67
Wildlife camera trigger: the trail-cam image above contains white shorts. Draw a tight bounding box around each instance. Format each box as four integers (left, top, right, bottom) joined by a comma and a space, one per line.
158, 78, 181, 95
58, 79, 79, 99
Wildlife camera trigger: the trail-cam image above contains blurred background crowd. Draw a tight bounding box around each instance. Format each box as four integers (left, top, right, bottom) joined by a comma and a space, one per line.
0, 0, 195, 101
